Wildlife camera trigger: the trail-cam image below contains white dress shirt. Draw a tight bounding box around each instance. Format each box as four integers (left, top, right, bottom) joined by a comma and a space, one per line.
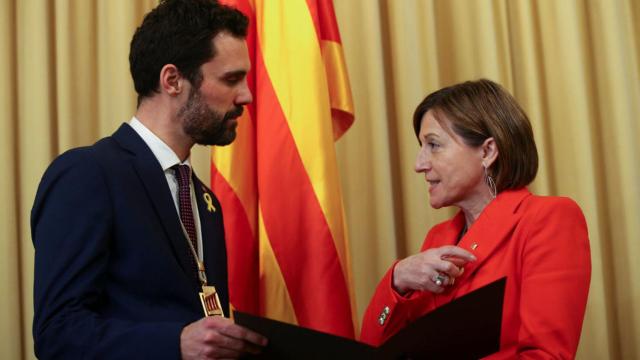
129, 117, 203, 262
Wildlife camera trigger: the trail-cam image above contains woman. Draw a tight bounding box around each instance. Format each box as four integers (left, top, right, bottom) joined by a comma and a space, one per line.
360, 79, 591, 359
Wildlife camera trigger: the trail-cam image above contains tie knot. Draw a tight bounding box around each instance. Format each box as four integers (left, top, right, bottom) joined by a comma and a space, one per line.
173, 164, 191, 187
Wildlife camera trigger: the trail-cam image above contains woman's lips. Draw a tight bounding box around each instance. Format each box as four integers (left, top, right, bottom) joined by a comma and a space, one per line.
427, 180, 440, 193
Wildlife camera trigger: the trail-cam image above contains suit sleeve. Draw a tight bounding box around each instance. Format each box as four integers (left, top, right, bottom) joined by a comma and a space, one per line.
31, 149, 185, 359
516, 198, 591, 359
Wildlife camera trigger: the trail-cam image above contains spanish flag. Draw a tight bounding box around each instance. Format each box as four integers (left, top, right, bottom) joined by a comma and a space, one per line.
211, 0, 356, 338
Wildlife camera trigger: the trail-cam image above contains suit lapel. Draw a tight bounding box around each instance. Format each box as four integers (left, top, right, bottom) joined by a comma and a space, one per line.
111, 124, 197, 286
193, 175, 229, 313
193, 178, 218, 278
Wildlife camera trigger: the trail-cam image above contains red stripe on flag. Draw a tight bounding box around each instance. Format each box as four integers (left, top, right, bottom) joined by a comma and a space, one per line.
254, 50, 354, 338
216, 0, 259, 316
211, 166, 260, 314
222, 0, 258, 119
306, 0, 342, 43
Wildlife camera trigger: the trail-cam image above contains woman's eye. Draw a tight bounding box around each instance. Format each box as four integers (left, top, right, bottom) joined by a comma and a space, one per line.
428, 142, 440, 149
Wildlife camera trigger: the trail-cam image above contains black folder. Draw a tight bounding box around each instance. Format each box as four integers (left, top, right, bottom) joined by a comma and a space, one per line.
236, 277, 505, 359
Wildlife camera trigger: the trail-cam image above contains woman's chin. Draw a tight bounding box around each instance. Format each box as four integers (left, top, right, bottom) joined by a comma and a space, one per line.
429, 198, 445, 209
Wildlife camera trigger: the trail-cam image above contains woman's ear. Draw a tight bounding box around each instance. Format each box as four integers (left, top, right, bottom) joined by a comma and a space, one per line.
159, 64, 183, 96
481, 137, 499, 168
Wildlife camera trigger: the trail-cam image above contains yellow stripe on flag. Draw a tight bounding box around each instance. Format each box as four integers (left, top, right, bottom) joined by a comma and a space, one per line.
321, 40, 353, 114
258, 208, 298, 324
257, 0, 350, 291
321, 40, 355, 139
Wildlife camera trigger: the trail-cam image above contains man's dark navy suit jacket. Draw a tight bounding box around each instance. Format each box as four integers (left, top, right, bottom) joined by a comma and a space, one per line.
31, 123, 229, 359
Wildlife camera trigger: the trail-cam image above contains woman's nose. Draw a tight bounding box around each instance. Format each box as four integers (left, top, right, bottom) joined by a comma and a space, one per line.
415, 148, 430, 173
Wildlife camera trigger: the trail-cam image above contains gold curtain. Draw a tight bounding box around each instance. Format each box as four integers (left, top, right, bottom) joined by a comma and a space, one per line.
333, 1, 640, 359
1, 0, 638, 358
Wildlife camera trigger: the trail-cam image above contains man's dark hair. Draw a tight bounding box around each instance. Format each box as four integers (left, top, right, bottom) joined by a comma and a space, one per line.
129, 0, 249, 105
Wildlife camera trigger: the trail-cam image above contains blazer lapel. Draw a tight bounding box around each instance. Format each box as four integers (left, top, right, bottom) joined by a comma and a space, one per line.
112, 123, 198, 286
455, 188, 532, 282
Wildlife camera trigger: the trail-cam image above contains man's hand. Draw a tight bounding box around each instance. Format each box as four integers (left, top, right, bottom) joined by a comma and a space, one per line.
180, 316, 268, 359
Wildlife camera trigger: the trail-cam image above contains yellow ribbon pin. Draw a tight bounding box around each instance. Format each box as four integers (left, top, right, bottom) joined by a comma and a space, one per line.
203, 193, 216, 213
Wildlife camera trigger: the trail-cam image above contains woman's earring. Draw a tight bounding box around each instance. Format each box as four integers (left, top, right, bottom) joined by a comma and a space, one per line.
484, 163, 497, 199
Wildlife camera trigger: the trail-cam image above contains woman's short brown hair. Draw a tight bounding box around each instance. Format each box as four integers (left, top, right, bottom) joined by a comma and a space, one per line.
413, 79, 538, 192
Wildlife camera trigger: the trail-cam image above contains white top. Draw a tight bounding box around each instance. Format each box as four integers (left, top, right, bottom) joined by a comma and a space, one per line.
129, 117, 203, 262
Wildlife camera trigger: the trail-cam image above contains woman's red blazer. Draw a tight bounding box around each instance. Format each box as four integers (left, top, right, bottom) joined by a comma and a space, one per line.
360, 188, 591, 359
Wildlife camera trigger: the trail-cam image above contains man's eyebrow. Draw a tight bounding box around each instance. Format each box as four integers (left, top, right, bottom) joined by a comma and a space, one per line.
222, 70, 248, 77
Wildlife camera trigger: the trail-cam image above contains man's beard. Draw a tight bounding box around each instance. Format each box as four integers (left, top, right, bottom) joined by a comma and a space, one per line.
178, 87, 244, 146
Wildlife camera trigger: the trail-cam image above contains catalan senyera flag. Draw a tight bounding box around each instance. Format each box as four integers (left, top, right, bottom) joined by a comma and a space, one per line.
211, 0, 356, 338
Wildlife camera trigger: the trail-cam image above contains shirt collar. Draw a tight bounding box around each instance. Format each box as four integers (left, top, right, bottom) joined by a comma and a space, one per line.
129, 116, 191, 171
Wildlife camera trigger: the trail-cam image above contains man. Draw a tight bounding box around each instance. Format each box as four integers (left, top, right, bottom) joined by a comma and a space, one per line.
31, 0, 266, 358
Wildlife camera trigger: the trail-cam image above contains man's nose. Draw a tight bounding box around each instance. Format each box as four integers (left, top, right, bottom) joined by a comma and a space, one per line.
236, 81, 253, 105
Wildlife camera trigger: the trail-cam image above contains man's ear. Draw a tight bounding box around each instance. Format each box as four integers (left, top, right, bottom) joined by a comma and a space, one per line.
159, 64, 183, 96
481, 137, 499, 168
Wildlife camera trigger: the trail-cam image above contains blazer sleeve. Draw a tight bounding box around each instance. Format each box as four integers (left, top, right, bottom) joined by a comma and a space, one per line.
515, 197, 591, 359
31, 149, 186, 359
360, 257, 438, 346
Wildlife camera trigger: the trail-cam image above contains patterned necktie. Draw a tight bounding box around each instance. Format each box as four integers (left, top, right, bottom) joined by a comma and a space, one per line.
173, 164, 199, 279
